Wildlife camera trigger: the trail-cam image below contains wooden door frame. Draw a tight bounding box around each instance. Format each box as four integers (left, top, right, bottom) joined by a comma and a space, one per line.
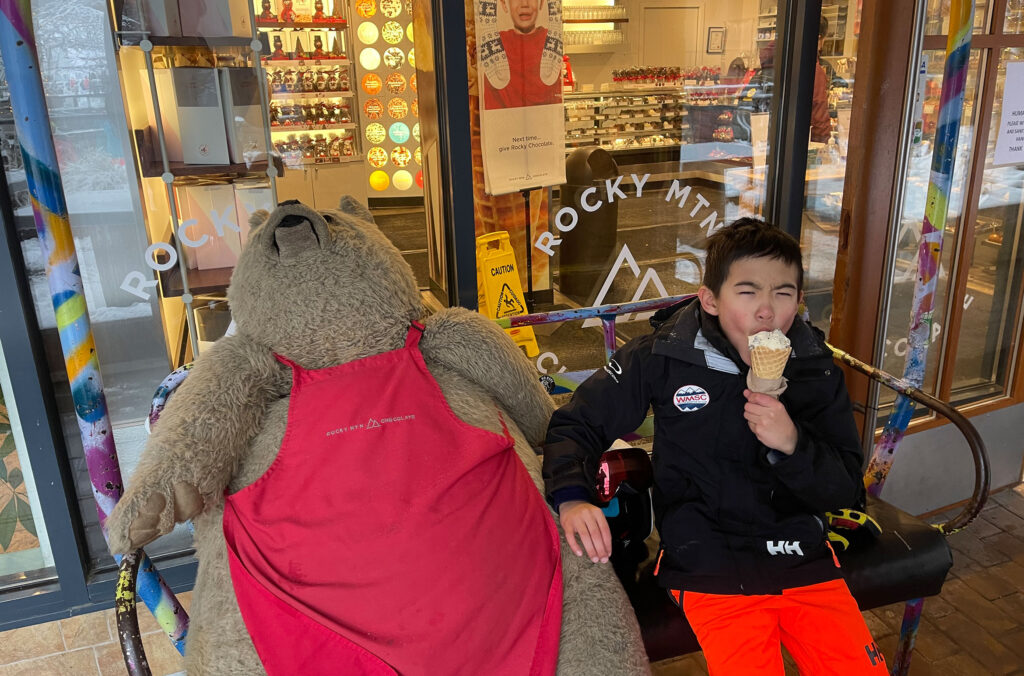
835, 0, 1024, 445
830, 0, 923, 442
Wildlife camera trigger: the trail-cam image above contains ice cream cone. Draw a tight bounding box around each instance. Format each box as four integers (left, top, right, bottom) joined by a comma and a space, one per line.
747, 329, 792, 397
749, 346, 791, 381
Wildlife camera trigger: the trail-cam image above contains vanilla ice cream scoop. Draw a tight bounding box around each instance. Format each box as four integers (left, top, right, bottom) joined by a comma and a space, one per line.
748, 329, 791, 351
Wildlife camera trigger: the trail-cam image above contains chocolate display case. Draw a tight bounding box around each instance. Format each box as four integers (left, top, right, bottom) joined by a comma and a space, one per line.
257, 0, 361, 167
563, 89, 690, 152
349, 0, 422, 198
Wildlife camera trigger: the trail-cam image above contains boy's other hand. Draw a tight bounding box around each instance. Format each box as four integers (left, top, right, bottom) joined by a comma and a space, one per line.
558, 500, 612, 563
743, 389, 798, 455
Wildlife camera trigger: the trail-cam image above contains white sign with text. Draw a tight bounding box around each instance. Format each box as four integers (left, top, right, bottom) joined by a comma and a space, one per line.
994, 61, 1024, 167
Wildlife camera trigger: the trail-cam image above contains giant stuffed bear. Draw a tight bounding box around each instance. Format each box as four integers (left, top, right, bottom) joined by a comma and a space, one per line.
107, 199, 650, 675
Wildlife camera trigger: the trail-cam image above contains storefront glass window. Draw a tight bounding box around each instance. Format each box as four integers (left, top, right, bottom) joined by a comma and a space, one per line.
0, 341, 55, 592
469, 0, 793, 370
10, 0, 193, 570
877, 48, 984, 418
799, 0, 860, 332
1005, 0, 1024, 33
950, 48, 1024, 402
925, 0, 991, 35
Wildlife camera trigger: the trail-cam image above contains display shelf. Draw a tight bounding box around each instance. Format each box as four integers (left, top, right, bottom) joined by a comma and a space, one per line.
270, 122, 357, 132
256, 20, 347, 29
262, 57, 350, 66
596, 112, 672, 120
564, 87, 686, 98
593, 128, 683, 137
563, 88, 691, 148
599, 103, 684, 111
270, 90, 355, 99
159, 264, 233, 297
146, 35, 253, 47
563, 18, 629, 23
565, 44, 622, 54
133, 129, 284, 178
282, 154, 364, 167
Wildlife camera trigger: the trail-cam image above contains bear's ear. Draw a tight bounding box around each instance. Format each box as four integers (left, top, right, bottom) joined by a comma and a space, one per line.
336, 195, 375, 224
248, 209, 272, 236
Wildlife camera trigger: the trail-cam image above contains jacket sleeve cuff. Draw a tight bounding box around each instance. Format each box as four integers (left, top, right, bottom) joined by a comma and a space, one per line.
550, 486, 592, 512
764, 425, 811, 470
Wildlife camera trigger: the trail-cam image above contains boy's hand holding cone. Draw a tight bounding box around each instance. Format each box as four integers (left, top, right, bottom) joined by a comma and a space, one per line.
747, 329, 791, 398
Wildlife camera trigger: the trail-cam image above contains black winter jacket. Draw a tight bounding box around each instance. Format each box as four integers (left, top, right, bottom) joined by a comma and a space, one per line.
543, 298, 865, 595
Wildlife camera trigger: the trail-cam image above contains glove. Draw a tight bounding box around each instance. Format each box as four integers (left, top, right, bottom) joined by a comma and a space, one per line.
827, 530, 850, 552
825, 508, 882, 552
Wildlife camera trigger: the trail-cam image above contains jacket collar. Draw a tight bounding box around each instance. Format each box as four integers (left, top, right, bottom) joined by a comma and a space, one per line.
650, 297, 831, 374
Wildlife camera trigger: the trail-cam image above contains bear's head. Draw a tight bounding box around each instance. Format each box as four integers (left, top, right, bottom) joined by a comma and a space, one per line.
228, 198, 421, 368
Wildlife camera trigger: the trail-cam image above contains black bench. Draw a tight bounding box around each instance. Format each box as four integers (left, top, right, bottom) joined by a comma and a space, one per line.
115, 298, 990, 676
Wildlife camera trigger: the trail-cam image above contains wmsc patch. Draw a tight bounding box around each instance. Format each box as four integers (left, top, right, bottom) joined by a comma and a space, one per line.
673, 385, 710, 412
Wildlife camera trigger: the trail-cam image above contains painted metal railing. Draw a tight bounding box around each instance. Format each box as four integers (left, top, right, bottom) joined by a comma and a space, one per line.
0, 0, 187, 661
865, 0, 976, 499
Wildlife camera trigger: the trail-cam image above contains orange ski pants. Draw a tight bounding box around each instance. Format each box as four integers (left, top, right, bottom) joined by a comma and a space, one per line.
672, 578, 888, 675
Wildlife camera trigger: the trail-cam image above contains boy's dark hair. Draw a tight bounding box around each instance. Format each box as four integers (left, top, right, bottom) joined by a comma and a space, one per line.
702, 218, 803, 294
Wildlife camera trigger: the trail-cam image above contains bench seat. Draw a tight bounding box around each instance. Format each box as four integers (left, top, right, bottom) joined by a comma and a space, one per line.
628, 496, 953, 662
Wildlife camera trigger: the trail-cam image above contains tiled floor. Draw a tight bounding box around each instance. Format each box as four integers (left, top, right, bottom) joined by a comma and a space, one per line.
2, 487, 1023, 674
652, 483, 1024, 675
0, 592, 190, 676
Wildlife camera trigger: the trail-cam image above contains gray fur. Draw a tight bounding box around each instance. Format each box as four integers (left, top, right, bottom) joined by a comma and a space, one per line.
106, 199, 649, 674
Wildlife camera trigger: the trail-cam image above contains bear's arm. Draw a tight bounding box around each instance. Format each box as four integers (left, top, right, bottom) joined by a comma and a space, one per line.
106, 335, 289, 554
420, 308, 554, 447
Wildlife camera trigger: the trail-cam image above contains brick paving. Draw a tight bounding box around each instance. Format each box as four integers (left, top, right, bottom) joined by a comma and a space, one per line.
652, 484, 1024, 675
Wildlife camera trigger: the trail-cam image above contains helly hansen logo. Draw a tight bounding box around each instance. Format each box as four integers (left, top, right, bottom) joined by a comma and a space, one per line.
865, 641, 884, 666
766, 540, 803, 556
603, 359, 623, 383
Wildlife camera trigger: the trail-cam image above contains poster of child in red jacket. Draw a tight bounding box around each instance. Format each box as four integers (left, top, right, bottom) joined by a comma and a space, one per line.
476, 0, 565, 194
480, 0, 563, 110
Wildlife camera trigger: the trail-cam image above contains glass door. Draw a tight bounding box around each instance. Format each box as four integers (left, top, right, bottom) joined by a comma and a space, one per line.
876, 0, 1024, 424
462, 0, 799, 371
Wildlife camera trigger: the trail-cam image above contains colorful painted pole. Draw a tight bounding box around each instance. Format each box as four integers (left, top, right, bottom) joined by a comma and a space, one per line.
864, 0, 976, 497
0, 0, 187, 654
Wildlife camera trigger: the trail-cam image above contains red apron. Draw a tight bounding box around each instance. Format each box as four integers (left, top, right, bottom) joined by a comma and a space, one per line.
223, 322, 562, 675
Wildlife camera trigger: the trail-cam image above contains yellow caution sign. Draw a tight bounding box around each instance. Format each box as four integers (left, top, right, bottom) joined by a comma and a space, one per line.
477, 232, 540, 357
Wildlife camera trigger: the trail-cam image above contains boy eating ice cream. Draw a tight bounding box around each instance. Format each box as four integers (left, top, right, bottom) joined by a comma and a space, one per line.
543, 218, 885, 674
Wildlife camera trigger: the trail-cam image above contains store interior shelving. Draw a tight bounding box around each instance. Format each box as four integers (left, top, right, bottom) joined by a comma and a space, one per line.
564, 89, 691, 152
563, 1, 627, 53
258, 6, 361, 167
115, 1, 279, 366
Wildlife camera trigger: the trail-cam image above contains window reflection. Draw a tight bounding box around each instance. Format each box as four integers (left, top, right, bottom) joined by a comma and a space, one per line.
1007, 0, 1024, 33
950, 49, 1024, 402
13, 0, 194, 570
798, 1, 860, 333
472, 0, 797, 366
877, 49, 984, 420
924, 0, 990, 35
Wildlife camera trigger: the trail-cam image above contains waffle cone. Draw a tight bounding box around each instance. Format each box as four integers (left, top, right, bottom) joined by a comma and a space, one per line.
749, 346, 791, 380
